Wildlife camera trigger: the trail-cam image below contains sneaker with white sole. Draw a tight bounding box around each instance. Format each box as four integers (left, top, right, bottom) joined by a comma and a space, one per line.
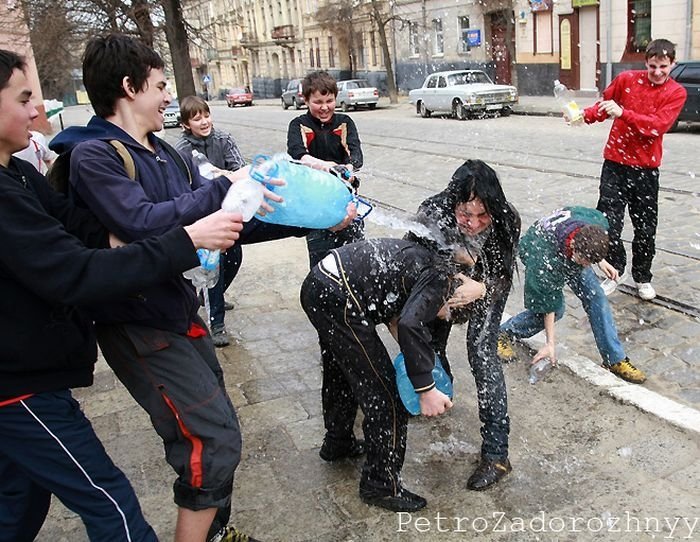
636, 282, 656, 300
600, 271, 628, 296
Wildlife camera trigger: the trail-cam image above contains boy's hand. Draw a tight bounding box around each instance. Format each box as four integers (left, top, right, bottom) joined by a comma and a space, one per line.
447, 273, 485, 308
532, 343, 556, 365
598, 100, 623, 118
300, 154, 337, 172
328, 201, 358, 232
597, 259, 619, 280
184, 209, 243, 250
419, 388, 453, 417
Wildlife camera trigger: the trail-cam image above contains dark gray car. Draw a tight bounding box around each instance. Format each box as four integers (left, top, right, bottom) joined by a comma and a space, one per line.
670, 61, 700, 131
281, 79, 305, 109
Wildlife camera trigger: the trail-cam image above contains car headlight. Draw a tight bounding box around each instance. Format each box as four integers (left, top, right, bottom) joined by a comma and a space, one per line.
463, 93, 475, 104
509, 88, 518, 99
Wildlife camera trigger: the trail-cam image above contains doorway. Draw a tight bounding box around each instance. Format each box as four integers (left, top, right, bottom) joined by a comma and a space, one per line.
489, 11, 514, 85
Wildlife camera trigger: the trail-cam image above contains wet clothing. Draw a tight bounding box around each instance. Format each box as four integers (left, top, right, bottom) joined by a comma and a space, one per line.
52, 116, 241, 521
407, 186, 521, 461
0, 157, 201, 541
300, 239, 452, 494
597, 160, 659, 283
51, 116, 232, 334
582, 70, 686, 169
501, 207, 628, 366
583, 71, 685, 280
286, 111, 365, 267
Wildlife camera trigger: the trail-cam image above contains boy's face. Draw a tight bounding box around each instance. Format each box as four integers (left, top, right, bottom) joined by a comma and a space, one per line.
184, 110, 212, 138
0, 68, 38, 164
307, 90, 336, 124
455, 197, 492, 237
645, 55, 674, 86
131, 67, 172, 133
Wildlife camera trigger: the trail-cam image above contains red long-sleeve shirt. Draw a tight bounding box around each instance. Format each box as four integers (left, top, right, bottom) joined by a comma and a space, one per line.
583, 70, 687, 169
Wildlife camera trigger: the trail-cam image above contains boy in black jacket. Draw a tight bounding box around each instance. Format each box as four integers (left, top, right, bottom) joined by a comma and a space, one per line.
0, 50, 243, 542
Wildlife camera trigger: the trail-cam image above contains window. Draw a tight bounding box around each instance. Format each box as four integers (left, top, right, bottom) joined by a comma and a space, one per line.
356, 32, 365, 68
626, 0, 651, 58
328, 36, 335, 68
432, 18, 444, 55
315, 37, 321, 68
409, 22, 420, 56
426, 76, 437, 88
677, 66, 700, 85
534, 11, 552, 54
309, 38, 314, 68
437, 76, 446, 88
458, 16, 470, 53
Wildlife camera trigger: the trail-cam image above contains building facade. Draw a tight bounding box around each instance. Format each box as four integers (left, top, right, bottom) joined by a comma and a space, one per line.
189, 0, 698, 98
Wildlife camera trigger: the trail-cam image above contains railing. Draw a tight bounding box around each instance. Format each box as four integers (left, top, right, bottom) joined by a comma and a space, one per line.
271, 24, 295, 41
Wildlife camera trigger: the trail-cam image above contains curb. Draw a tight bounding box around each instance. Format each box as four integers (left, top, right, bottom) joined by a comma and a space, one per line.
515, 321, 700, 435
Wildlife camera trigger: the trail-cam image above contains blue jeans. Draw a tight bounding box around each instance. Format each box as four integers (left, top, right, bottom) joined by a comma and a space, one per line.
501, 267, 626, 366
0, 391, 157, 542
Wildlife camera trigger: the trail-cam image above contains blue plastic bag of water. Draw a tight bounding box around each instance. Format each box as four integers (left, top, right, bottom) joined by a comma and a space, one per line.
251, 154, 354, 229
393, 353, 453, 416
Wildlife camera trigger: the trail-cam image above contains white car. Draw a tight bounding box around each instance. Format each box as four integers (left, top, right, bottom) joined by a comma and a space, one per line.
336, 79, 379, 111
408, 70, 518, 120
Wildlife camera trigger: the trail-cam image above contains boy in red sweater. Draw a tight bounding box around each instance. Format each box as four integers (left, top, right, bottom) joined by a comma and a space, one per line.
582, 39, 686, 301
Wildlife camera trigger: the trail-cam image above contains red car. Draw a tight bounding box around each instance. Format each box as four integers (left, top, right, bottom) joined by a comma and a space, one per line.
226, 87, 254, 107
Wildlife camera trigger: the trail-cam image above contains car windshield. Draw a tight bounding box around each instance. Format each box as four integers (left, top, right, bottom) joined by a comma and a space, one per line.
447, 72, 492, 86
167, 100, 179, 110
230, 88, 247, 94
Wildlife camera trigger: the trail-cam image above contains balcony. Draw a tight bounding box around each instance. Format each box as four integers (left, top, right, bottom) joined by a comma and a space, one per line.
271, 24, 295, 43
240, 32, 259, 48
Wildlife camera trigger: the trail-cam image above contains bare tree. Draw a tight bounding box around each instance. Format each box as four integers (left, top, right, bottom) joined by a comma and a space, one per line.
316, 0, 356, 73
367, 0, 398, 103
161, 0, 196, 98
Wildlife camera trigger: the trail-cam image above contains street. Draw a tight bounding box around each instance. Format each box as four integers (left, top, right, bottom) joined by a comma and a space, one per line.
39, 102, 700, 541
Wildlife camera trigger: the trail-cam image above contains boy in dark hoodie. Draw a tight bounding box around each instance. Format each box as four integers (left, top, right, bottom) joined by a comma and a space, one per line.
0, 49, 243, 542
49, 34, 263, 542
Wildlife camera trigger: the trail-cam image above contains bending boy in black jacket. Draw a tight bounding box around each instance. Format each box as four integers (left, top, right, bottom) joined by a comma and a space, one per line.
0, 50, 243, 542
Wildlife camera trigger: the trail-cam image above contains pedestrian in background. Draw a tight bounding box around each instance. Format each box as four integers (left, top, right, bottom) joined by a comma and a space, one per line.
13, 129, 57, 174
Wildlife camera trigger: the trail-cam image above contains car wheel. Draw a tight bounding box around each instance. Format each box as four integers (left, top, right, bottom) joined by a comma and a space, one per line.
282, 98, 289, 110
294, 98, 302, 110
500, 106, 512, 117
227, 102, 233, 108
419, 102, 431, 118
368, 103, 377, 110
341, 101, 349, 112
453, 99, 467, 120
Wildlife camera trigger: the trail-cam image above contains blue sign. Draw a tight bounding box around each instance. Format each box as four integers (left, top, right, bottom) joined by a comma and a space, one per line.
467, 29, 481, 47
202, 74, 211, 84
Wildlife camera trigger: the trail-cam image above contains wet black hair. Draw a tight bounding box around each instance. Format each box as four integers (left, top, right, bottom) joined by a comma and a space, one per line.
0, 49, 26, 92
409, 160, 520, 277
82, 33, 165, 118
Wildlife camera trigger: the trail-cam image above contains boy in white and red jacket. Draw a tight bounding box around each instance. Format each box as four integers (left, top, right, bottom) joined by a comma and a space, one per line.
582, 38, 686, 301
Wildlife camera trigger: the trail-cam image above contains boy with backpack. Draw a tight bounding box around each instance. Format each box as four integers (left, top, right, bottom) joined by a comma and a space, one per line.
49, 34, 262, 542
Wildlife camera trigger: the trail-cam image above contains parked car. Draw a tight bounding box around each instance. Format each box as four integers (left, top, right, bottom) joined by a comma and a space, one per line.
669, 60, 700, 131
336, 79, 379, 111
281, 79, 305, 109
163, 99, 181, 128
408, 70, 518, 120
226, 87, 254, 107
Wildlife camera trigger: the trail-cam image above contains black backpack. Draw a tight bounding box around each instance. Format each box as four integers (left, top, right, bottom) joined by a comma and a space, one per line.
47, 138, 191, 193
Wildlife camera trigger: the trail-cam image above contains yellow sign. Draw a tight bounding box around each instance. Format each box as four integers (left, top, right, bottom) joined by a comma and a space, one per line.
560, 20, 572, 70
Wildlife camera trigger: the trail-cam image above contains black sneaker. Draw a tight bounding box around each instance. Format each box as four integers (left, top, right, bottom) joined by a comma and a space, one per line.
359, 486, 427, 512
211, 326, 230, 347
208, 525, 260, 542
319, 436, 365, 461
224, 301, 235, 311
467, 458, 512, 491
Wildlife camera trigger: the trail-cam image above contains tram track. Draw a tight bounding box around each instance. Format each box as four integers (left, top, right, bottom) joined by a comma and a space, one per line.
206, 118, 700, 320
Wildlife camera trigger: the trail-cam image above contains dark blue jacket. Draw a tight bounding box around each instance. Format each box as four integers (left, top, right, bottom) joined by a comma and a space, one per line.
51, 116, 232, 332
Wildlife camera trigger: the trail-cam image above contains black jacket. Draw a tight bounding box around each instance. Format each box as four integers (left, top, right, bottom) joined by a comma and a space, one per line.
287, 112, 363, 169
0, 158, 198, 396
330, 239, 452, 391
